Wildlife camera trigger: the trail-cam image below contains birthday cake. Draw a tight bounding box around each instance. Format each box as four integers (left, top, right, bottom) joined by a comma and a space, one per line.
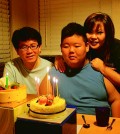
29, 94, 66, 118
0, 77, 27, 103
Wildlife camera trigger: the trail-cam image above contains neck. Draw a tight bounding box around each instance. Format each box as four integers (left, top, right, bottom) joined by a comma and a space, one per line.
23, 58, 40, 70
67, 58, 89, 69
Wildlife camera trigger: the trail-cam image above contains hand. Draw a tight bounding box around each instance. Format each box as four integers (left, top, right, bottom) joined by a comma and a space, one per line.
90, 58, 105, 72
54, 55, 66, 72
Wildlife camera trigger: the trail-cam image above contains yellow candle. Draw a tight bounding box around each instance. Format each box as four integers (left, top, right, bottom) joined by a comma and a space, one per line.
48, 75, 50, 94
56, 78, 58, 96
53, 77, 56, 96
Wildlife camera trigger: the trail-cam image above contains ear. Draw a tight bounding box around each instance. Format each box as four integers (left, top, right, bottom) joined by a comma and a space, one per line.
60, 44, 62, 53
86, 42, 89, 52
39, 45, 42, 53
16, 49, 19, 55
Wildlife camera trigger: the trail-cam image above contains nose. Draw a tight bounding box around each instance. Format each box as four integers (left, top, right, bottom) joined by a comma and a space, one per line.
69, 46, 75, 52
26, 47, 33, 52
90, 33, 97, 39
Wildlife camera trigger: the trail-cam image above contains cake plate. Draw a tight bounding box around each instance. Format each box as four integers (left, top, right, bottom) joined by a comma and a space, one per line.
15, 107, 77, 134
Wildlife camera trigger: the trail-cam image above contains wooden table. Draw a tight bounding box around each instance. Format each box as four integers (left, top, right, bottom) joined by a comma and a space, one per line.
77, 114, 120, 134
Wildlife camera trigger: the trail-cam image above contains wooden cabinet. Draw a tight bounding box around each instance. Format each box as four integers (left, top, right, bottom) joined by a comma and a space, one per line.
0, 94, 37, 134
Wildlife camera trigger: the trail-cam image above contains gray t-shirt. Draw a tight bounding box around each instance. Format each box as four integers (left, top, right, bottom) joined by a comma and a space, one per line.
3, 57, 52, 94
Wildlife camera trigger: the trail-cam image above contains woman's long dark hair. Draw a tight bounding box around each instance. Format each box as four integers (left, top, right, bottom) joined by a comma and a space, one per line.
84, 12, 115, 63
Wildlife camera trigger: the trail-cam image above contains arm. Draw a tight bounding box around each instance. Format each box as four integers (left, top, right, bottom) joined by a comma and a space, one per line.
91, 58, 120, 89
54, 55, 66, 72
104, 77, 120, 117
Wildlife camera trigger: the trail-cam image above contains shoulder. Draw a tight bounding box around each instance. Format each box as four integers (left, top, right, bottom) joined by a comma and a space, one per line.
111, 38, 120, 49
49, 66, 61, 76
5, 57, 22, 67
40, 57, 53, 65
114, 38, 120, 44
83, 63, 104, 80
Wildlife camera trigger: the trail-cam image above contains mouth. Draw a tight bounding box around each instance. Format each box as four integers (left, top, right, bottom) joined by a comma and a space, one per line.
90, 41, 99, 46
26, 55, 34, 59
69, 56, 76, 60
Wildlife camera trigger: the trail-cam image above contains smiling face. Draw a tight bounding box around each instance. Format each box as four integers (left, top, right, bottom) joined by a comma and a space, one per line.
86, 21, 106, 50
61, 34, 89, 68
17, 40, 41, 69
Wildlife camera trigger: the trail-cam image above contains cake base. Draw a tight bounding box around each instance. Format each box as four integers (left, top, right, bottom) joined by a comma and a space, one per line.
0, 85, 27, 103
29, 107, 66, 119
28, 96, 66, 119
15, 108, 76, 134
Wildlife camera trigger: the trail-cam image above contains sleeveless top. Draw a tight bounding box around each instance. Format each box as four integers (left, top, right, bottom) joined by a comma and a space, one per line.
50, 63, 110, 115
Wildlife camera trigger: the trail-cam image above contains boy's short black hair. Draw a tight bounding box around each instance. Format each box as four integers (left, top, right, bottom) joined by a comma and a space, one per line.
12, 27, 42, 49
61, 22, 87, 44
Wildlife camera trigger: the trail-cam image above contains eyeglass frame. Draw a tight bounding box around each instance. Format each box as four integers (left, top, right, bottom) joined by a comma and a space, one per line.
19, 45, 40, 51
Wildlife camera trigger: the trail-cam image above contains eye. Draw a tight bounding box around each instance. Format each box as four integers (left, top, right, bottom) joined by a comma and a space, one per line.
62, 44, 69, 48
75, 45, 80, 48
31, 45, 36, 48
20, 45, 27, 49
74, 43, 81, 48
97, 31, 103, 35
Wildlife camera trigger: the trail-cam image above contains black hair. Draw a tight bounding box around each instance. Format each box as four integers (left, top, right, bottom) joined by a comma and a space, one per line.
61, 22, 87, 44
84, 12, 115, 62
12, 27, 42, 49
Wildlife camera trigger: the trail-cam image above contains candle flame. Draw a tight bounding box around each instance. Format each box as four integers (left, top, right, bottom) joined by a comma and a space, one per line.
53, 77, 56, 82
47, 67, 50, 73
48, 75, 50, 80
35, 77, 40, 84
55, 78, 58, 83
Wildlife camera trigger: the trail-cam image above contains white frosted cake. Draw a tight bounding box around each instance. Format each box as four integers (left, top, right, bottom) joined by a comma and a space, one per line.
0, 77, 27, 103
29, 94, 66, 119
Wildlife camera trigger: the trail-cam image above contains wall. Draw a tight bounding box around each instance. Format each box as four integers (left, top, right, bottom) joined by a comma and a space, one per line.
10, 0, 120, 58
10, 0, 39, 59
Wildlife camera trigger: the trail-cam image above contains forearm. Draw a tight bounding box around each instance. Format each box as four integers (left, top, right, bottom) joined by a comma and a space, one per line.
111, 100, 120, 117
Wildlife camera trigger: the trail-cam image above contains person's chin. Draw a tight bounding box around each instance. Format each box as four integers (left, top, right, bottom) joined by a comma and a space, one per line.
26, 59, 35, 63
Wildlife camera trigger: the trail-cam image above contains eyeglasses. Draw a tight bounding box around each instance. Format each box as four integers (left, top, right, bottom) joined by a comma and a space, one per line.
19, 45, 39, 51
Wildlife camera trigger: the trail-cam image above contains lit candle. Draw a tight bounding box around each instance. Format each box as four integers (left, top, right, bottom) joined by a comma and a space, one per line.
5, 72, 8, 89
55, 78, 58, 96
53, 77, 56, 96
47, 67, 50, 73
46, 67, 50, 95
35, 77, 40, 97
48, 75, 50, 94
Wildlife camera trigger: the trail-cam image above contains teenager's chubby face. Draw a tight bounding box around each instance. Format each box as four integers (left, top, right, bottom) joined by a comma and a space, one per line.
17, 40, 41, 64
86, 21, 106, 50
61, 34, 89, 68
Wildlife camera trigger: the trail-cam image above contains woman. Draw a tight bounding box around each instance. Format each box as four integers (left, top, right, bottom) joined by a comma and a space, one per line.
84, 12, 120, 91
55, 12, 120, 92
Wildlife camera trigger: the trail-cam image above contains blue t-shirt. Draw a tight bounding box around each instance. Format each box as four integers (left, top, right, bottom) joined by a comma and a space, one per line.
49, 63, 110, 115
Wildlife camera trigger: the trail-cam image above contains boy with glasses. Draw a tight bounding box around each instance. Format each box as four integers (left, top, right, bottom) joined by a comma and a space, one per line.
3, 27, 52, 94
